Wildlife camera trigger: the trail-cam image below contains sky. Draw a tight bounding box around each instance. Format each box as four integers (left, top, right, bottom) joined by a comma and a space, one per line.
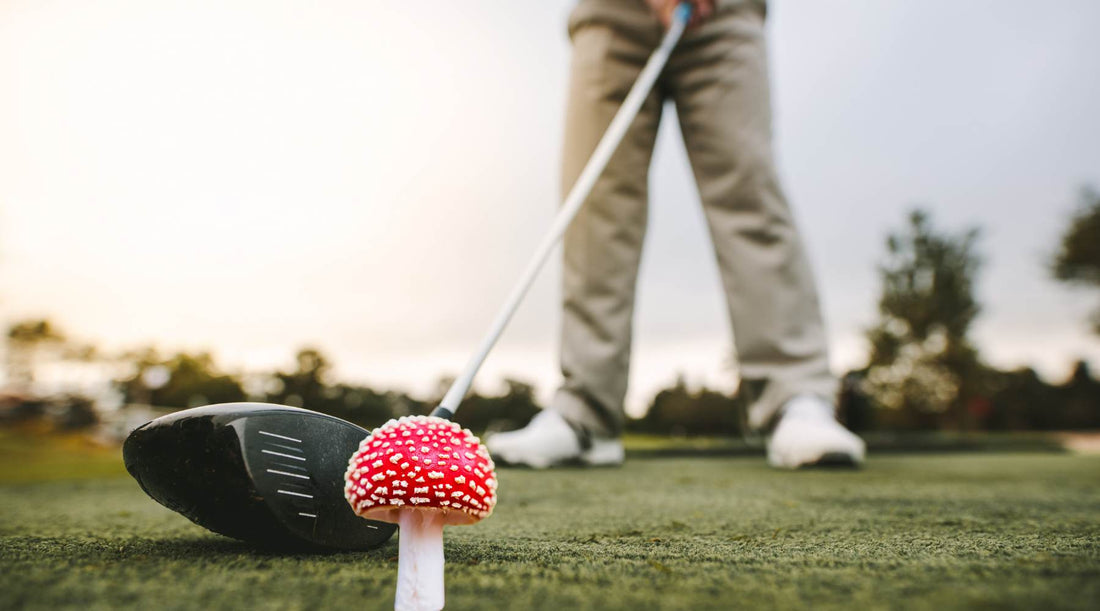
1, 0, 1098, 414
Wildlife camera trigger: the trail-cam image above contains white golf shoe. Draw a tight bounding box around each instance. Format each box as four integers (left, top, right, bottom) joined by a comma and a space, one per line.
486, 410, 624, 469
767, 394, 866, 469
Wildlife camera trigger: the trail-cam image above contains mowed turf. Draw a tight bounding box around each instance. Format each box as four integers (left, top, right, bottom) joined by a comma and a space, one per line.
1, 452, 1098, 610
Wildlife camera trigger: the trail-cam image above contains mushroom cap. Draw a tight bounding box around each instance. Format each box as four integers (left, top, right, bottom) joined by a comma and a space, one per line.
344, 415, 497, 526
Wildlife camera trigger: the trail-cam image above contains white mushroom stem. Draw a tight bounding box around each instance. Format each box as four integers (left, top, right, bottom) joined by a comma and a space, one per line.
395, 510, 445, 611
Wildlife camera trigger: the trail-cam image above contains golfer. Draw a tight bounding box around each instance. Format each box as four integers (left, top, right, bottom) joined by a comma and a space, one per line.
488, 0, 864, 468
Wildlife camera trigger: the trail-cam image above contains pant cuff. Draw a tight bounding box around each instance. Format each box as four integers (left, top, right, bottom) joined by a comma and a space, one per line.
746, 375, 838, 431
549, 388, 620, 439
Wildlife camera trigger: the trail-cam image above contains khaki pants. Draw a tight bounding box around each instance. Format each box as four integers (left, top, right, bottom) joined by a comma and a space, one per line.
551, 0, 835, 436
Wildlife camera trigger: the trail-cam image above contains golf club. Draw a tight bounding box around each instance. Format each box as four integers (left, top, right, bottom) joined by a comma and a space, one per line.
123, 403, 397, 550
432, 2, 693, 421
123, 3, 692, 550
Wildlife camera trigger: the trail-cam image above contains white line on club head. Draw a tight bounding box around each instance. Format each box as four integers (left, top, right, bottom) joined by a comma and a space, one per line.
259, 430, 303, 443
262, 449, 306, 462
267, 469, 310, 480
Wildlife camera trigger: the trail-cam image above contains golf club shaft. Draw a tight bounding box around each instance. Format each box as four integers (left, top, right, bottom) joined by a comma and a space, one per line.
433, 4, 692, 419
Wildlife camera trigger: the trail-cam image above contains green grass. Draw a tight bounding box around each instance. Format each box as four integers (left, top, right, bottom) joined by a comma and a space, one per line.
0, 428, 127, 484
620, 431, 1068, 456
2, 451, 1098, 610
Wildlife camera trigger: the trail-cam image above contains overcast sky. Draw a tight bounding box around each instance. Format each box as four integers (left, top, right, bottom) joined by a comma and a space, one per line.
2, 0, 1098, 413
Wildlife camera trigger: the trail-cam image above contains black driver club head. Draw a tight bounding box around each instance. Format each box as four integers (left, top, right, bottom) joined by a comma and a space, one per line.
123, 402, 396, 550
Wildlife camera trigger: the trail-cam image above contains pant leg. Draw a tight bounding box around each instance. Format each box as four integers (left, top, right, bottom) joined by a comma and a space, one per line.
552, 4, 664, 438
667, 4, 836, 430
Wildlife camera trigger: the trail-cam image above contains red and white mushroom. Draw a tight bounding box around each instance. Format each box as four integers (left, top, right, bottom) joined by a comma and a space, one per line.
345, 415, 497, 611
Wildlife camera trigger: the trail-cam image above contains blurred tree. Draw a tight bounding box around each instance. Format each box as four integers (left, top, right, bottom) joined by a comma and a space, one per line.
49, 394, 99, 429
629, 376, 743, 436
985, 367, 1056, 430
447, 378, 542, 434
116, 350, 245, 408
327, 384, 410, 429
267, 348, 330, 410
262, 347, 413, 429
985, 362, 1100, 431
5, 319, 66, 390
1051, 186, 1100, 333
1057, 360, 1100, 430
862, 210, 985, 430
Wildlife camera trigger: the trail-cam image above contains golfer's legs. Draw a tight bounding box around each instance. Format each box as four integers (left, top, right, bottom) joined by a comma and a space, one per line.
669, 4, 836, 429
552, 15, 663, 438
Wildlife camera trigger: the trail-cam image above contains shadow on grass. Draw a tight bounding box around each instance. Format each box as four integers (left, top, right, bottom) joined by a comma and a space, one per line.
3, 533, 398, 564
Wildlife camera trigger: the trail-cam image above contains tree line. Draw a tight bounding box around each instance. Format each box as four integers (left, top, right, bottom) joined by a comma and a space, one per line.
3, 189, 1099, 435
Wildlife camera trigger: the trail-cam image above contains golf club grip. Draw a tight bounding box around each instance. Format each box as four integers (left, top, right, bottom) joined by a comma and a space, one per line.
435, 3, 693, 418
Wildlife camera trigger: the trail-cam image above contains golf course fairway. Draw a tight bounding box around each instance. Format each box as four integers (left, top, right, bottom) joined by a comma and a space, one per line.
2, 453, 1098, 610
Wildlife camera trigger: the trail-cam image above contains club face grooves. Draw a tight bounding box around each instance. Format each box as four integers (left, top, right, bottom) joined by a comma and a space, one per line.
123, 403, 396, 550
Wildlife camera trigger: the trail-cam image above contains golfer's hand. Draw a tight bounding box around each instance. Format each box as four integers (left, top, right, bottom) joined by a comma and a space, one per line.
645, 0, 714, 29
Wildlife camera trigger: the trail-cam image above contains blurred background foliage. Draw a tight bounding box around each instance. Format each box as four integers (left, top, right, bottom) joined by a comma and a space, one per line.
1051, 187, 1100, 333
1, 202, 1098, 438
